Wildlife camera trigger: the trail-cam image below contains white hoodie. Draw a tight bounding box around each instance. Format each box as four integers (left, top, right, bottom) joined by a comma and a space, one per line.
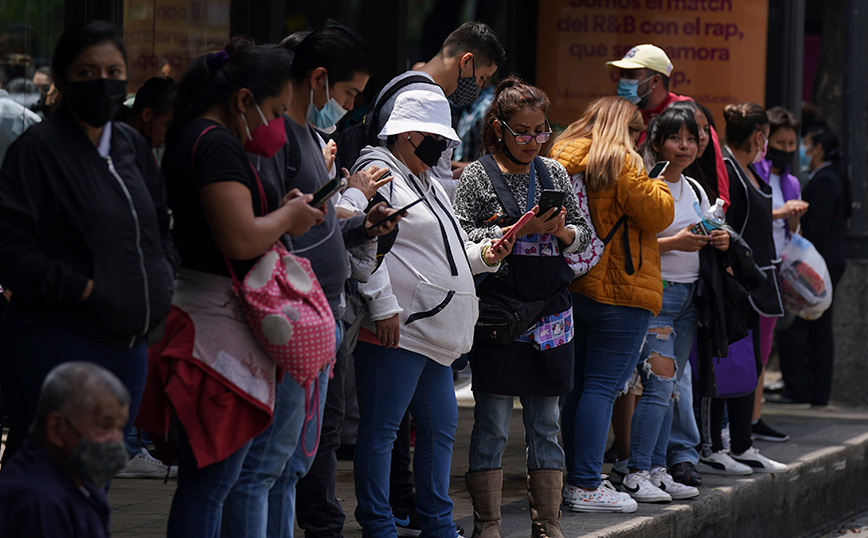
352, 145, 499, 365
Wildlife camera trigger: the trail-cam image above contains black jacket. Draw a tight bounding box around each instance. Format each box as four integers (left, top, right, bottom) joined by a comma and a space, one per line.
0, 107, 178, 348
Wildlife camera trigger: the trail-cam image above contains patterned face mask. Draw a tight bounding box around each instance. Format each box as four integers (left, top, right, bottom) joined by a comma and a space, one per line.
448, 58, 481, 107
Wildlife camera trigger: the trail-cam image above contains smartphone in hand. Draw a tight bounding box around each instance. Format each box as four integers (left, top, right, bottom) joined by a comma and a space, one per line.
538, 189, 566, 221
367, 198, 424, 229
492, 210, 535, 250
309, 176, 347, 207
648, 160, 669, 179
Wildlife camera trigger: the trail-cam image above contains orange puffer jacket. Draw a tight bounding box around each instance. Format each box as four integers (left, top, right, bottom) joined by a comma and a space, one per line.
552, 138, 675, 315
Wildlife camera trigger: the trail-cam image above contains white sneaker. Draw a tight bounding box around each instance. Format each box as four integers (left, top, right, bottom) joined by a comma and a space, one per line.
698, 450, 753, 476
115, 452, 178, 479
649, 467, 700, 500
562, 481, 639, 513
731, 447, 788, 473
621, 470, 672, 503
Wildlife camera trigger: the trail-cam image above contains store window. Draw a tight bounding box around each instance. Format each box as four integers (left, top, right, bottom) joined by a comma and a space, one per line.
124, 0, 231, 93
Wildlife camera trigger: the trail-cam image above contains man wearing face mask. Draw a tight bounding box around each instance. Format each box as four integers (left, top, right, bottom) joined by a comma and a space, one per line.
0, 362, 130, 538
371, 21, 505, 201
606, 44, 730, 207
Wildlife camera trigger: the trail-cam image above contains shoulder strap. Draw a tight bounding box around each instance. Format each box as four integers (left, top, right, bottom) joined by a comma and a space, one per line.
369, 75, 438, 126
601, 215, 634, 275
532, 156, 555, 190
685, 176, 703, 202
479, 154, 522, 217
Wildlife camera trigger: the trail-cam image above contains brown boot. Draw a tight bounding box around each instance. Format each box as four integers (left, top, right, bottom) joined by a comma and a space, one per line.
527, 469, 565, 538
465, 469, 503, 538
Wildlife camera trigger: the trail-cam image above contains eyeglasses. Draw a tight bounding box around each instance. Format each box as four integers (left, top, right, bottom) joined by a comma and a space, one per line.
500, 119, 553, 145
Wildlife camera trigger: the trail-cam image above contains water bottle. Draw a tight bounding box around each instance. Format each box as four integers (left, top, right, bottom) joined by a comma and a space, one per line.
692, 198, 726, 234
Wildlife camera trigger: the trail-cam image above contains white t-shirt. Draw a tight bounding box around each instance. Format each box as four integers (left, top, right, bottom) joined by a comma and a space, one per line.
768, 173, 787, 257
658, 175, 710, 283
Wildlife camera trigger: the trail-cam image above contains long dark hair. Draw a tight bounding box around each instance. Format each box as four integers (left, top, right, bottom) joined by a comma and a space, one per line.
665, 100, 721, 200
482, 76, 551, 155
168, 43, 293, 141
807, 123, 853, 218
641, 105, 699, 172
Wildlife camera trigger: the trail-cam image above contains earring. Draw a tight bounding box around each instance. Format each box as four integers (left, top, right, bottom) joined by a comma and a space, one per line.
407, 135, 411, 140
498, 137, 502, 142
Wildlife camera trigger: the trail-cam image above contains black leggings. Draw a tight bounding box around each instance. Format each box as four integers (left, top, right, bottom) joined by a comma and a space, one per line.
699, 391, 755, 455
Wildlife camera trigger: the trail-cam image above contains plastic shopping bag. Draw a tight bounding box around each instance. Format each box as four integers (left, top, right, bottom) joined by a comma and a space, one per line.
778, 234, 833, 320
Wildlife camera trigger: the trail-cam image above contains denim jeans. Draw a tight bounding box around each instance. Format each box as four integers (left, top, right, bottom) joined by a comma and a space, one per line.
0, 312, 147, 463
353, 342, 458, 538
562, 293, 651, 489
469, 392, 564, 472
222, 364, 331, 538
667, 360, 701, 467
628, 282, 697, 471
167, 426, 252, 538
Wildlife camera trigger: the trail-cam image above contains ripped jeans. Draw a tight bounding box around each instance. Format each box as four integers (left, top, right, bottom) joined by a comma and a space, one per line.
628, 282, 697, 471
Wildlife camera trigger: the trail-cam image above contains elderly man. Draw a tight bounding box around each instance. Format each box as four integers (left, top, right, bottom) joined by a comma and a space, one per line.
0, 362, 130, 538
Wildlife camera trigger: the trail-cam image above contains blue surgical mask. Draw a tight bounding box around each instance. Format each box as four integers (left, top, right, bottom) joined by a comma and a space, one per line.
305, 74, 348, 134
616, 75, 654, 105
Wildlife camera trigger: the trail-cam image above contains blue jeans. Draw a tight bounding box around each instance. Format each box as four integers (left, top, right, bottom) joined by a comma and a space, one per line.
628, 282, 698, 471
562, 293, 651, 489
353, 342, 458, 538
667, 360, 701, 466
469, 392, 564, 472
0, 313, 147, 463
221, 364, 330, 538
167, 426, 252, 538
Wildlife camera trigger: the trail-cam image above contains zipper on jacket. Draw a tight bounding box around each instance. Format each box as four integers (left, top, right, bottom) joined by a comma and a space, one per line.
106, 156, 151, 344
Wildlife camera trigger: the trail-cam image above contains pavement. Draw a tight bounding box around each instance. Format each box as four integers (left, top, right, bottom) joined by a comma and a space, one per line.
106, 381, 868, 538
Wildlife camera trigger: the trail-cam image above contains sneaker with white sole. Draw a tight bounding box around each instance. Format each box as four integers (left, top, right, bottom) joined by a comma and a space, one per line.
649, 467, 699, 500
115, 452, 178, 479
621, 470, 672, 503
730, 447, 788, 473
562, 481, 638, 513
698, 450, 753, 476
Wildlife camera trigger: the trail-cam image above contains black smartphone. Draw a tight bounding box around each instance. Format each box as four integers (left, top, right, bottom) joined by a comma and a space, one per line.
648, 160, 670, 179
367, 197, 424, 229
309, 176, 347, 207
538, 189, 566, 220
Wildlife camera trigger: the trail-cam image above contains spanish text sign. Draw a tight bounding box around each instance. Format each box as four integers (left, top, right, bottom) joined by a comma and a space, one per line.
537, 0, 769, 128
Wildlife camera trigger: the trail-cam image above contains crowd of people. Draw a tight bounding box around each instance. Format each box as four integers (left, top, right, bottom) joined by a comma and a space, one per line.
0, 17, 851, 538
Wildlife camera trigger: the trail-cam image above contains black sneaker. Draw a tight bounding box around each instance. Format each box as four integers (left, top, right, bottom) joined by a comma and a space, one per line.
669, 461, 702, 487
751, 419, 790, 442
394, 508, 421, 537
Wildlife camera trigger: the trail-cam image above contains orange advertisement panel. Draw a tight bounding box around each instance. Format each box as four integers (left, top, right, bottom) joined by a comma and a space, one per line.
536, 0, 769, 131
124, 0, 231, 92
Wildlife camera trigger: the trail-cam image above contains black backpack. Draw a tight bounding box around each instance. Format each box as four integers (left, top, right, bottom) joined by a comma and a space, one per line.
335, 74, 438, 172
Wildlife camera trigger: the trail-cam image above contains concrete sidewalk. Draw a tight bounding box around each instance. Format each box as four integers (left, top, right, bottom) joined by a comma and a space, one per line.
108, 399, 868, 538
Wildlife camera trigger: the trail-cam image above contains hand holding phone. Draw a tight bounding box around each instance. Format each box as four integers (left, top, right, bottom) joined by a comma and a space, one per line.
538, 189, 566, 221
367, 197, 423, 230
648, 160, 670, 179
492, 210, 535, 250
309, 176, 347, 208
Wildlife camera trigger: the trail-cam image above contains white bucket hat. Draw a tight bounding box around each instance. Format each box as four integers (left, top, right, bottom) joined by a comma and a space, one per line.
378, 89, 461, 149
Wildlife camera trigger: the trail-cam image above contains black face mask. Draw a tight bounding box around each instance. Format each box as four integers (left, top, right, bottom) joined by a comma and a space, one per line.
66, 78, 127, 128
767, 146, 795, 171
411, 134, 448, 168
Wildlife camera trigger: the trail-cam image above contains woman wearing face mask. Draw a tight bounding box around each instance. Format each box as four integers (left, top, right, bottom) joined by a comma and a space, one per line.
550, 96, 674, 514
156, 43, 324, 538
350, 89, 512, 538
0, 21, 178, 468
697, 103, 788, 476
452, 77, 591, 538
749, 106, 808, 442
776, 125, 851, 406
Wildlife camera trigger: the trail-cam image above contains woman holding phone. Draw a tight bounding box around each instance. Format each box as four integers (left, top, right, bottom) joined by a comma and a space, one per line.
350, 89, 511, 538
550, 96, 674, 513
614, 105, 729, 504
452, 77, 591, 538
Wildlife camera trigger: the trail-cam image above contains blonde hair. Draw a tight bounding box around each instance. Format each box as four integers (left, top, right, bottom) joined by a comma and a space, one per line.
551, 96, 645, 191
